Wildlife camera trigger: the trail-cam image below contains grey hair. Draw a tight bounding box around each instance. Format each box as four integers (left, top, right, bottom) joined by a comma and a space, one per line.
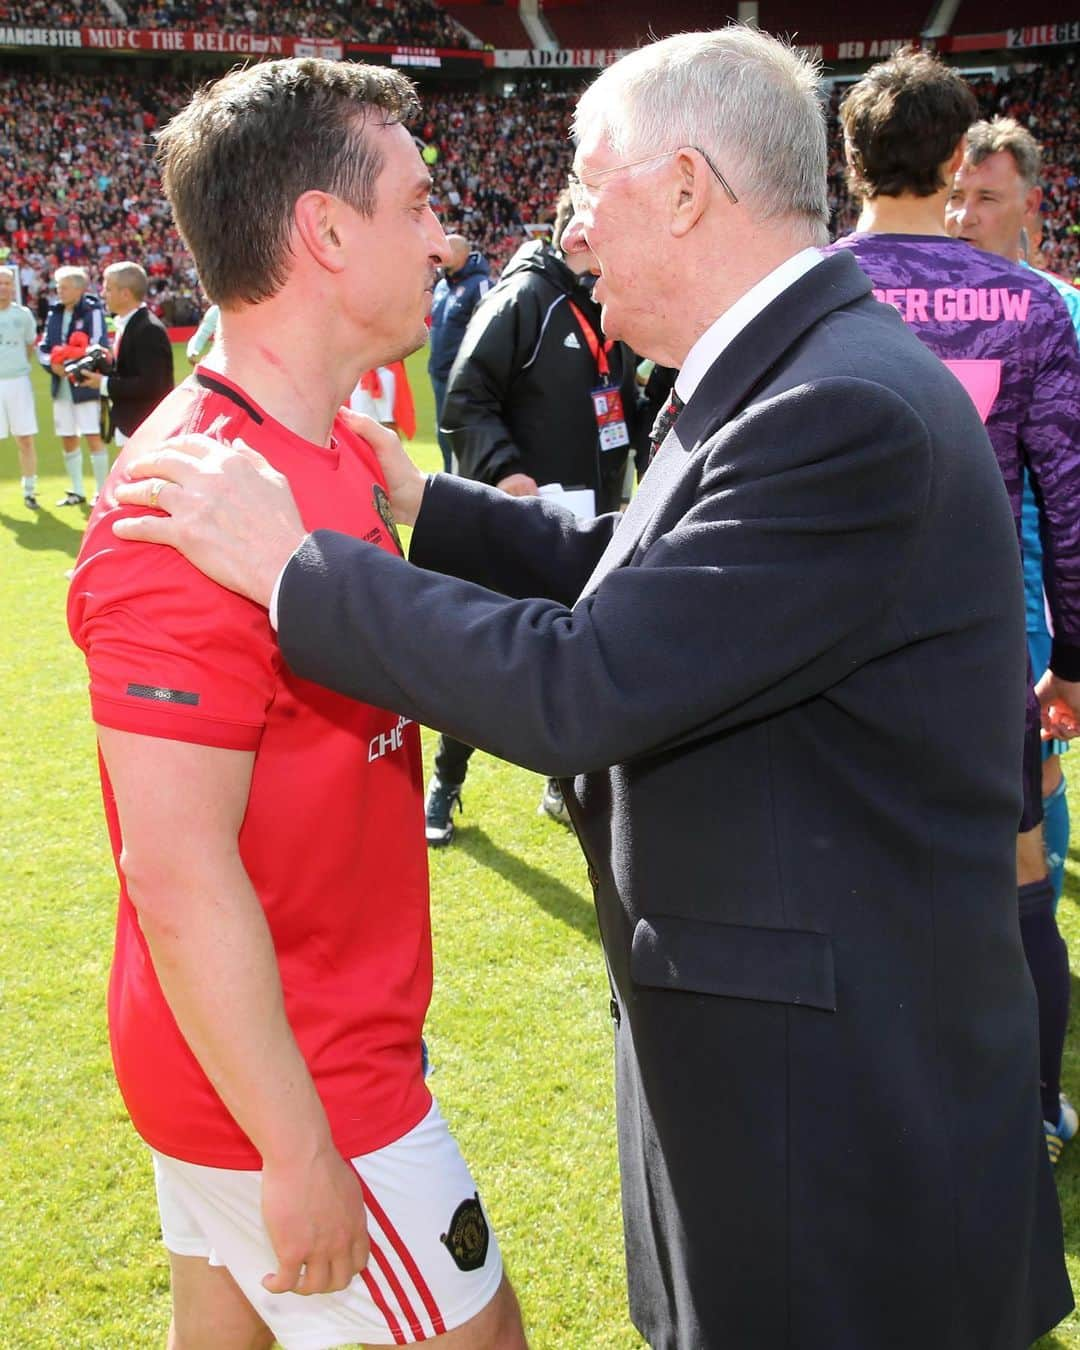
572, 25, 829, 240
105, 260, 150, 301
966, 117, 1042, 190
55, 265, 90, 289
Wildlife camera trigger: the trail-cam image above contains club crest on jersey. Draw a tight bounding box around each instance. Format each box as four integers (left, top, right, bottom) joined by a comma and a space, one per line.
440, 1193, 489, 1271
372, 483, 404, 555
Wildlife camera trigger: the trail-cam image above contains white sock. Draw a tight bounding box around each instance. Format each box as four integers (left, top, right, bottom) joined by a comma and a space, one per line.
90, 449, 109, 492
21, 475, 37, 495
63, 449, 85, 497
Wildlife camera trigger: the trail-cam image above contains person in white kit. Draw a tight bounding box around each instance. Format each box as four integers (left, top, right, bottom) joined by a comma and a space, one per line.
0, 266, 40, 509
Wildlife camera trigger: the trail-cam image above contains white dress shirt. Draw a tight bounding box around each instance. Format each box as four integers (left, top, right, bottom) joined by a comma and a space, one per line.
674, 247, 822, 406
99, 303, 145, 399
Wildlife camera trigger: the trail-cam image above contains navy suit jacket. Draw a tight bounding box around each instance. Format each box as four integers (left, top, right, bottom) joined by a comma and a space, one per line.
104, 306, 174, 441
276, 252, 1071, 1349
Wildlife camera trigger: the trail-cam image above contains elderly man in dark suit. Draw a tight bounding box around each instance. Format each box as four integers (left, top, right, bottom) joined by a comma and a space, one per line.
80, 261, 174, 445
112, 27, 1071, 1350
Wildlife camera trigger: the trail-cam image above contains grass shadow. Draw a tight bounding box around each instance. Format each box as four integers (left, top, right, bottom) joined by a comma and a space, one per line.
0, 507, 86, 557
454, 825, 601, 945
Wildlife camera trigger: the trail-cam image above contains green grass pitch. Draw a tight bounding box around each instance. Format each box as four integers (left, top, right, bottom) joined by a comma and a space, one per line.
1, 346, 1078, 1346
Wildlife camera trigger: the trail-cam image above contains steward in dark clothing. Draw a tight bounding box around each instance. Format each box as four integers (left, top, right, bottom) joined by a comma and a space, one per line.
443, 239, 640, 514
428, 249, 491, 386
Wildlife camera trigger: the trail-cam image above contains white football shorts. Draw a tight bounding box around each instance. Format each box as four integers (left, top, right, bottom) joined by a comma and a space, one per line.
153, 1098, 504, 1348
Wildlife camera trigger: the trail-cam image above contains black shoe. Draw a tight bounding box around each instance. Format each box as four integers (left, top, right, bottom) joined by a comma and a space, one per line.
538, 778, 572, 826
425, 776, 463, 847
56, 491, 87, 507
24, 493, 39, 510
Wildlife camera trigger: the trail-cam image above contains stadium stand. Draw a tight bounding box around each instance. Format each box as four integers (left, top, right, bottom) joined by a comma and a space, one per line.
757, 0, 930, 47
442, 3, 532, 49
3, 2, 116, 21
542, 0, 730, 50
3, 0, 474, 45
952, 0, 1078, 32
2, 45, 1080, 301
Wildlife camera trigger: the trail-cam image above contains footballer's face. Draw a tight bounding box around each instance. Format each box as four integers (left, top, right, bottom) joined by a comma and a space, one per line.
348, 121, 451, 364
0, 271, 13, 307
946, 151, 1039, 262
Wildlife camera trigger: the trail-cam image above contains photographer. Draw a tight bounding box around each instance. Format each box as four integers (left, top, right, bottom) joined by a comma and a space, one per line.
79, 262, 174, 448
37, 266, 106, 506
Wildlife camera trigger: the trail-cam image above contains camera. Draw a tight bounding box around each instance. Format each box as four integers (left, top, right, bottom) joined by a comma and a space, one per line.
64, 344, 113, 384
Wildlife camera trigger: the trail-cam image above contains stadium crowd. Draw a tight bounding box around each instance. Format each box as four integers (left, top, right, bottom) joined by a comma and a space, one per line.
3, 57, 1080, 309
4, 0, 474, 45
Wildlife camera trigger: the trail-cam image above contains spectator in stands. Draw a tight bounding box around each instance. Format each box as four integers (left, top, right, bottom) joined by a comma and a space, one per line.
0, 264, 40, 509
38, 264, 106, 506
428, 233, 489, 472
833, 49, 1080, 1164
78, 260, 174, 444
425, 189, 640, 845
947, 116, 1080, 913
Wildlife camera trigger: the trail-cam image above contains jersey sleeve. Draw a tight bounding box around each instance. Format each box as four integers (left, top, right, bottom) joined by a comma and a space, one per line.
1021, 300, 1080, 676
20, 308, 35, 344
68, 509, 280, 750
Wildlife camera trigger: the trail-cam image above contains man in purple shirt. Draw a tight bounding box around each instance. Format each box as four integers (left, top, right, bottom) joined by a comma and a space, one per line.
831, 49, 1080, 1163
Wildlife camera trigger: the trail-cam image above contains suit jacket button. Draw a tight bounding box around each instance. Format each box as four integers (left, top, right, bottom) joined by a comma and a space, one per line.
609, 997, 621, 1026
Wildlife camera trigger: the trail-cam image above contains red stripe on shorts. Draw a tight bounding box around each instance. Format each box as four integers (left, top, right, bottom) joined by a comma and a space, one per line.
361, 1178, 447, 1335
370, 1236, 424, 1339
362, 1266, 408, 1345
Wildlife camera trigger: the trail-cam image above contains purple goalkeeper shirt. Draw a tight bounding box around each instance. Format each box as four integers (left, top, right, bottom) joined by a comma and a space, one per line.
830, 232, 1080, 678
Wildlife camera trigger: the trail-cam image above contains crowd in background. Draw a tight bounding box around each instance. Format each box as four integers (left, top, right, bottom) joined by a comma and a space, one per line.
3, 57, 1080, 318
2, 0, 474, 45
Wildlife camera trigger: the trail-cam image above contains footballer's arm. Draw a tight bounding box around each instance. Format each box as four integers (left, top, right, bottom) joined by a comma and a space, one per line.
96, 726, 369, 1296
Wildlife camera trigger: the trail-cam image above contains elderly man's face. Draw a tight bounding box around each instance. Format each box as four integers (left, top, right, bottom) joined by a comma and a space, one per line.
946, 151, 1038, 262
563, 126, 671, 354
56, 275, 84, 308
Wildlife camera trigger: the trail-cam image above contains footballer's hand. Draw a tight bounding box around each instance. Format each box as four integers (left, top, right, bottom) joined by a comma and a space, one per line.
111, 435, 306, 609
1035, 669, 1080, 741
261, 1143, 370, 1296
339, 408, 426, 527
496, 473, 540, 498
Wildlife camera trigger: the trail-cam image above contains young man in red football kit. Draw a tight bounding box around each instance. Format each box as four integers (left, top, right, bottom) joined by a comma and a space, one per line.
68, 59, 526, 1350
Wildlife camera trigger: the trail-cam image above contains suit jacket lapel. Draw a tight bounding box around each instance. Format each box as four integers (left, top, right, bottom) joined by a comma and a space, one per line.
576, 252, 872, 601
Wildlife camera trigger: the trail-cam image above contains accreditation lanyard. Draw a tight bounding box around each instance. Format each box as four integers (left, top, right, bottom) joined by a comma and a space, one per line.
568, 301, 629, 452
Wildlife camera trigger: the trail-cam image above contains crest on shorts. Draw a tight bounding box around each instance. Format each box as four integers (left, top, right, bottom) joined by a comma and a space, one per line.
440, 1192, 489, 1272
372, 483, 404, 556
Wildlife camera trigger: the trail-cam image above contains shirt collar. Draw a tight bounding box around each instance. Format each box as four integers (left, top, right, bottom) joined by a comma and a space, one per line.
115, 302, 146, 335
675, 248, 823, 405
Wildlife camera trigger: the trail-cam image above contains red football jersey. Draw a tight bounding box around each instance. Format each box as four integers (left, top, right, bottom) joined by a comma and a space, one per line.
69, 370, 432, 1167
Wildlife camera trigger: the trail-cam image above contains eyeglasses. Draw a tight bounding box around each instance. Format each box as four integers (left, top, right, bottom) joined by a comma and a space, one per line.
567, 145, 739, 213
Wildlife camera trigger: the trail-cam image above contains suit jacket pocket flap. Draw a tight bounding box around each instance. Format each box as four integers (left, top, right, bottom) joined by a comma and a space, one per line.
631, 914, 836, 1012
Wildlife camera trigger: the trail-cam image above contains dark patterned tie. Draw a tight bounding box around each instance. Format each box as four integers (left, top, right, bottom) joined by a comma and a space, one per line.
648, 388, 685, 464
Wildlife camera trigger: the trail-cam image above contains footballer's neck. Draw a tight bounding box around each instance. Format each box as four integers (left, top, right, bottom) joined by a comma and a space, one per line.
855, 188, 952, 238
201, 297, 366, 449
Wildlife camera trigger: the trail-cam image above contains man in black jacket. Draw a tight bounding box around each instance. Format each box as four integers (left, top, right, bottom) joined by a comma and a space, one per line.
80, 262, 174, 446
428, 195, 641, 843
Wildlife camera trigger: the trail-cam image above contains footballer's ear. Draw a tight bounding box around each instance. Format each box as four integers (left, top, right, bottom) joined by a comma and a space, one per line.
293, 191, 348, 274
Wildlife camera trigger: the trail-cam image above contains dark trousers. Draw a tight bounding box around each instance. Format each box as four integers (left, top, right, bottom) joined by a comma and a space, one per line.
430, 375, 454, 474
434, 733, 474, 787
